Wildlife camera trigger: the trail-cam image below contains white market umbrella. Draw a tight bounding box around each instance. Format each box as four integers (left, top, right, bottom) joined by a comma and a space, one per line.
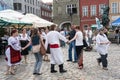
21, 13, 55, 27
0, 9, 24, 20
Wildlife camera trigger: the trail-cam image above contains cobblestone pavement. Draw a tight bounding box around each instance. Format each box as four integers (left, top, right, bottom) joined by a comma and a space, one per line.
0, 44, 120, 80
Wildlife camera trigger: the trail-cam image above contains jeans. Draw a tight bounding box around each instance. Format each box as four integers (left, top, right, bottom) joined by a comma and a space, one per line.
68, 41, 77, 61
97, 54, 108, 67
33, 52, 42, 73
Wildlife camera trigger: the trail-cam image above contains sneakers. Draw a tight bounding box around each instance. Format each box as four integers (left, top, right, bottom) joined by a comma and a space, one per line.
66, 60, 72, 62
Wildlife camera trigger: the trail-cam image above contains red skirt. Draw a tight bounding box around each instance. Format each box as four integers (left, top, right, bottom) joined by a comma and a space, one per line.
6, 46, 21, 64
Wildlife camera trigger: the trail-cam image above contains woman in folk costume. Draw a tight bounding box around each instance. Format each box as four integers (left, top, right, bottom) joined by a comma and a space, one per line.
5, 30, 21, 75
19, 29, 31, 64
96, 27, 111, 70
45, 25, 68, 73
69, 26, 84, 69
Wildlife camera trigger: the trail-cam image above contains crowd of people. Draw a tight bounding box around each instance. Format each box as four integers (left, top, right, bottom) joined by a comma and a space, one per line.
4, 24, 111, 76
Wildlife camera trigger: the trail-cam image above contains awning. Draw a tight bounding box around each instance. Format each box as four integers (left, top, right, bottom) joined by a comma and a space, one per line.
21, 13, 57, 27
111, 17, 120, 26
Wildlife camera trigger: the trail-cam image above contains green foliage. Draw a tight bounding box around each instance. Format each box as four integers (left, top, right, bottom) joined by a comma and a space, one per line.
101, 6, 110, 27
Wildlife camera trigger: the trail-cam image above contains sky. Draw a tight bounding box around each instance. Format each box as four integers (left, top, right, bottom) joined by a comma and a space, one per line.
42, 0, 53, 3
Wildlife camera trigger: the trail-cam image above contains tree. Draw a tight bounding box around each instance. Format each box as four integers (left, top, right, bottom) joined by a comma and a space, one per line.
101, 5, 110, 28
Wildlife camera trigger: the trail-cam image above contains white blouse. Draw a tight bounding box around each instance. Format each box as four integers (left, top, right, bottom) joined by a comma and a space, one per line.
96, 34, 110, 55
19, 34, 30, 41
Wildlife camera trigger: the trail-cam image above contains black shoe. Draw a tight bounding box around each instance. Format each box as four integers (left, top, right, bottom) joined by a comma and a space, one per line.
60, 69, 67, 73
67, 60, 72, 62
51, 64, 57, 73
59, 64, 67, 73
51, 70, 57, 73
33, 73, 37, 75
36, 73, 42, 75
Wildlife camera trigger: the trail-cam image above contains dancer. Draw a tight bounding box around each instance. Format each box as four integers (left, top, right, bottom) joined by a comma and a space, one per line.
5, 30, 21, 75
69, 26, 84, 69
96, 28, 110, 70
45, 24, 68, 73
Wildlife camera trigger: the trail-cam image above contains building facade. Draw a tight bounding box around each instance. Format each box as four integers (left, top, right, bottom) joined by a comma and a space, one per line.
53, 0, 80, 29
13, 0, 41, 17
41, 2, 52, 21
79, 0, 109, 30
0, 0, 13, 11
109, 0, 120, 23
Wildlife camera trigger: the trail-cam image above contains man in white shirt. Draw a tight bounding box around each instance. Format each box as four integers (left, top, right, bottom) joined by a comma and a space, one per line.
45, 25, 68, 73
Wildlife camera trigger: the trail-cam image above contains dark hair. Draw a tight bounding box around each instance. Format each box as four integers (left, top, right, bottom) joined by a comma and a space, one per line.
75, 25, 80, 30
11, 30, 17, 35
50, 24, 56, 31
31, 28, 39, 37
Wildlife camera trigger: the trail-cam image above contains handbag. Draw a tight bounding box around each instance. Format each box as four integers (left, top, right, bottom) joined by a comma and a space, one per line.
32, 44, 40, 53
40, 36, 46, 55
40, 42, 46, 55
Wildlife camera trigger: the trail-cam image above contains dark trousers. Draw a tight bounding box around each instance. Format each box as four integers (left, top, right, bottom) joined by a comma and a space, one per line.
97, 54, 108, 67
76, 46, 83, 59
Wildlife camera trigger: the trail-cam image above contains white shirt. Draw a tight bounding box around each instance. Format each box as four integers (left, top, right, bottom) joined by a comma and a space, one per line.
85, 30, 92, 38
41, 32, 47, 40
45, 31, 67, 49
75, 31, 83, 46
19, 34, 30, 41
96, 34, 110, 55
60, 31, 65, 37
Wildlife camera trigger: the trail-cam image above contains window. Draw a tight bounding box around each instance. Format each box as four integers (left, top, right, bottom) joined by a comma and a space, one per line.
66, 4, 77, 14
42, 11, 44, 16
99, 4, 106, 15
36, 0, 38, 6
112, 3, 118, 14
14, 3, 22, 10
27, 0, 29, 3
33, 8, 34, 14
30, 0, 32, 4
33, 0, 34, 5
90, 5, 96, 16
82, 6, 88, 16
25, 5, 26, 13
30, 7, 32, 13
28, 6, 29, 13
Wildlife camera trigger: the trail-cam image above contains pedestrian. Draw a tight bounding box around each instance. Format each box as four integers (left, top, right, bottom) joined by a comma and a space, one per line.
19, 29, 31, 64
67, 25, 77, 63
96, 28, 111, 70
69, 26, 84, 69
60, 29, 66, 47
85, 26, 93, 46
45, 24, 68, 73
5, 30, 21, 75
31, 28, 43, 75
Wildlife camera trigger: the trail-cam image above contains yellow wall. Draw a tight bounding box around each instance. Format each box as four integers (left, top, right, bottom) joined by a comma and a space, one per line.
109, 0, 120, 23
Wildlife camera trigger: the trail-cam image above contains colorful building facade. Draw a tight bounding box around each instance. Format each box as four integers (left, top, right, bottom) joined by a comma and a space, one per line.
79, 0, 109, 30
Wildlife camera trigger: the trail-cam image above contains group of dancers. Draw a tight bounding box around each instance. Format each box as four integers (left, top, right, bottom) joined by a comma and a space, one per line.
5, 24, 110, 75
